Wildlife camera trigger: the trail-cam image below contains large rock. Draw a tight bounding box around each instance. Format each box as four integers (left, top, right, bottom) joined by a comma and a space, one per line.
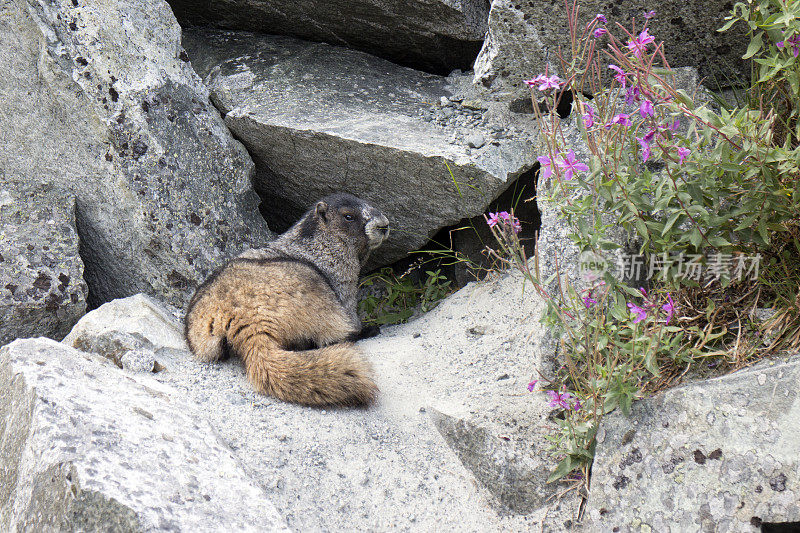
585, 358, 800, 530
474, 0, 748, 97
167, 0, 489, 74
64, 282, 579, 530
0, 337, 288, 531
0, 187, 87, 346
1, 0, 270, 310
183, 29, 537, 266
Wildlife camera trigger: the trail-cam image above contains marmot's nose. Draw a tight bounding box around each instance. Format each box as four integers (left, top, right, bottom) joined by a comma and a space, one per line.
372, 213, 389, 233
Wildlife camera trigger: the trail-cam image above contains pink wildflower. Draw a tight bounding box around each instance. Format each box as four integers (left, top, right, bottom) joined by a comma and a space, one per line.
627, 302, 648, 323
609, 64, 628, 87
582, 104, 595, 127
537, 155, 553, 179
639, 99, 654, 118
573, 399, 582, 411
527, 380, 538, 392
537, 75, 562, 91
677, 147, 690, 165
556, 150, 590, 180
625, 85, 640, 105
509, 217, 522, 234
669, 118, 680, 132
627, 28, 656, 58
777, 34, 800, 58
487, 212, 500, 227
593, 14, 607, 24
583, 295, 598, 309
662, 293, 675, 324
611, 113, 632, 127
498, 211, 511, 221
547, 390, 573, 409
644, 10, 656, 19
594, 27, 608, 38
523, 74, 547, 88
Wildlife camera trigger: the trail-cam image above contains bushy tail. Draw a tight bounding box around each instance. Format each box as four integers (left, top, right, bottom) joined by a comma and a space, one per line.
237, 333, 378, 407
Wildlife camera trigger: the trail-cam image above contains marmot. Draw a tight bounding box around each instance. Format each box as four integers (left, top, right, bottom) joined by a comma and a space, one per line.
184, 193, 389, 407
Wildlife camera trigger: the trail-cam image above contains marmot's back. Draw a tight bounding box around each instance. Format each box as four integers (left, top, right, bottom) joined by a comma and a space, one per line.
184, 193, 388, 406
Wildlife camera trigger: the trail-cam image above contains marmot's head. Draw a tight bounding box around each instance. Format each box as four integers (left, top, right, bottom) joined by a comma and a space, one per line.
301, 192, 389, 260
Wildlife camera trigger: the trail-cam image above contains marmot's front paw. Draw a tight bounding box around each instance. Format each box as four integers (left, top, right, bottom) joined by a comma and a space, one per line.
347, 324, 381, 342
358, 324, 381, 339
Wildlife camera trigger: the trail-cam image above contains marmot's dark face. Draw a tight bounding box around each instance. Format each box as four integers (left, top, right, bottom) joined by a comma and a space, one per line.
313, 193, 389, 254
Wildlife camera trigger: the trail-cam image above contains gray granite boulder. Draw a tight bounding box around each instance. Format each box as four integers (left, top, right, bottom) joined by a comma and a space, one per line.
2, 0, 270, 310
167, 0, 489, 74
0, 337, 288, 531
183, 29, 537, 267
585, 357, 800, 531
0, 187, 88, 346
474, 0, 748, 98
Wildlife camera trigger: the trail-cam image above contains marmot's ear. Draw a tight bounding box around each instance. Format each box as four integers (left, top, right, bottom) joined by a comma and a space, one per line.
315, 201, 329, 222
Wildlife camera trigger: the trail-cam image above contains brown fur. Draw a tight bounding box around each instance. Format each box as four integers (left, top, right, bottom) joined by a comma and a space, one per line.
184, 193, 388, 407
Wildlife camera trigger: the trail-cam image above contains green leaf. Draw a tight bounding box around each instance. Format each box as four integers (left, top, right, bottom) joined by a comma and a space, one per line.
597, 335, 609, 350
689, 228, 703, 248
644, 349, 660, 376
620, 394, 633, 417
674, 90, 695, 109
634, 218, 649, 237
758, 216, 771, 244
547, 456, 576, 484
743, 31, 763, 59
707, 236, 732, 248
734, 212, 759, 231
718, 18, 739, 33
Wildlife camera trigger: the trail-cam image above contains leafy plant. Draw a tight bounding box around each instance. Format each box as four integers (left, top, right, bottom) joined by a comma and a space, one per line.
359, 267, 453, 326
485, 0, 800, 486
421, 269, 452, 312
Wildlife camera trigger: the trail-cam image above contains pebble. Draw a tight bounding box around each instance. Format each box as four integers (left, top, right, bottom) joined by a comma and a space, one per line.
120, 349, 157, 373
461, 99, 486, 111
466, 134, 486, 149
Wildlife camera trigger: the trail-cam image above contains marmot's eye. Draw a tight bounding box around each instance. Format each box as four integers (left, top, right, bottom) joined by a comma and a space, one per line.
343, 214, 355, 221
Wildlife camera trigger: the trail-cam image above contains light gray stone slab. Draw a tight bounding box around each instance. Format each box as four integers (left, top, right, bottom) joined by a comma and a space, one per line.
65, 289, 578, 530
0, 337, 288, 532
